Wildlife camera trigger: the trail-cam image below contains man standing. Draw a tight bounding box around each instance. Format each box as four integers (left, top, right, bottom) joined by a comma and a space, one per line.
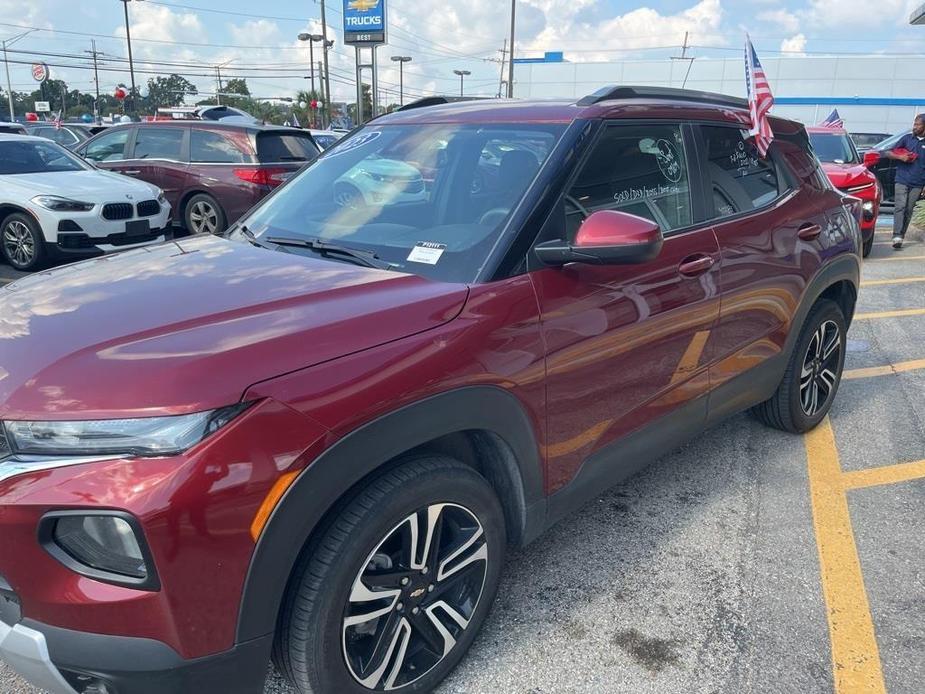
885, 114, 925, 249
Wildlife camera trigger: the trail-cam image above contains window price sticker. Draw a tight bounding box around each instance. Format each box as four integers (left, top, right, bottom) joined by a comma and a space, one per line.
407, 242, 447, 265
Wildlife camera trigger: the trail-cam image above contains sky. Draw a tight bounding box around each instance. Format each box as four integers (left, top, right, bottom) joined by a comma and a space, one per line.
0, 0, 923, 107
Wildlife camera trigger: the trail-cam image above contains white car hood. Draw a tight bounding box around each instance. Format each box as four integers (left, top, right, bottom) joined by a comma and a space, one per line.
3, 170, 160, 202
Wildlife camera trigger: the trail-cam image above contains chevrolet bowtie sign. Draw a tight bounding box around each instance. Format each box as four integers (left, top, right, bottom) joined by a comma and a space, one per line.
344, 0, 387, 45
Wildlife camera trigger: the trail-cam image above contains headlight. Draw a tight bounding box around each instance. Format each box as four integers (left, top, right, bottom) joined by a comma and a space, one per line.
157, 191, 167, 204
31, 195, 94, 212
2, 403, 250, 457
862, 201, 875, 211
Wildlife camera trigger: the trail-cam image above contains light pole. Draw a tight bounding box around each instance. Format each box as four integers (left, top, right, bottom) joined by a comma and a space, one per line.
3, 29, 36, 122
119, 0, 137, 117
298, 33, 324, 127
453, 69, 471, 97
319, 0, 332, 128
391, 56, 412, 105
508, 0, 516, 97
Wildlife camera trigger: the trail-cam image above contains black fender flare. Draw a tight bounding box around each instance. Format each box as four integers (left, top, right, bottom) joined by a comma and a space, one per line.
235, 385, 546, 643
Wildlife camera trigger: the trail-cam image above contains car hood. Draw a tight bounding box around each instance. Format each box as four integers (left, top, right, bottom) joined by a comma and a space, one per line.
0, 236, 469, 420
820, 162, 877, 191
4, 169, 160, 202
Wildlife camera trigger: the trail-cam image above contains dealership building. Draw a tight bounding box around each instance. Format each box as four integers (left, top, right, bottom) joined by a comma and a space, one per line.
514, 53, 925, 136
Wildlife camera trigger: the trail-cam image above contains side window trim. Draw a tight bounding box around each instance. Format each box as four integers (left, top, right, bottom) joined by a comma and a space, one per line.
692, 122, 795, 224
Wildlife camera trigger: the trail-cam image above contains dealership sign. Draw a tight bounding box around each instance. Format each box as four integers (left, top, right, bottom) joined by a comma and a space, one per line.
344, 0, 387, 45
31, 63, 50, 82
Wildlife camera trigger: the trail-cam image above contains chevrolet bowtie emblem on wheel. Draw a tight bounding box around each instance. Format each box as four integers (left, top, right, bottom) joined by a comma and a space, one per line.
348, 0, 379, 11
410, 588, 426, 598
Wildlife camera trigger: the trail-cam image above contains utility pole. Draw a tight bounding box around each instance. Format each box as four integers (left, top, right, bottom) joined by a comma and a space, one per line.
119, 0, 137, 117
318, 60, 325, 127
497, 39, 507, 98
671, 32, 695, 88
3, 29, 37, 121
86, 40, 101, 124
320, 0, 332, 128
215, 65, 222, 105
507, 0, 516, 97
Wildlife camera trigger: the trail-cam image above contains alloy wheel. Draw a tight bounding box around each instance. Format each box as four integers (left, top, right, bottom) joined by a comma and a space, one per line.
3, 220, 35, 268
800, 319, 841, 416
189, 201, 219, 234
342, 503, 488, 691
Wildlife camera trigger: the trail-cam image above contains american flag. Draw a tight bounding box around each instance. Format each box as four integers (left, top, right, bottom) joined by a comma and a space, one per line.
820, 109, 844, 129
745, 35, 774, 157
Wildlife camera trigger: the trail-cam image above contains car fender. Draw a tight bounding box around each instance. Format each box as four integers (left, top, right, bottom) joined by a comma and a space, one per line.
235, 385, 546, 643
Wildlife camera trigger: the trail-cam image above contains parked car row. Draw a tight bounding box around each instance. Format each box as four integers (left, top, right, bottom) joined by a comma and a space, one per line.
0, 86, 863, 694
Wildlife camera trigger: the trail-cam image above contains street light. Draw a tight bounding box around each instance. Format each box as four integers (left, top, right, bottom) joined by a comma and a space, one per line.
2, 28, 36, 122
453, 69, 471, 97
391, 56, 412, 106
298, 33, 324, 97
119, 0, 137, 117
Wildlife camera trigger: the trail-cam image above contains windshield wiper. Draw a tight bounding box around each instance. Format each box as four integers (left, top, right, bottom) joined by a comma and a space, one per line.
236, 225, 282, 251
266, 236, 392, 270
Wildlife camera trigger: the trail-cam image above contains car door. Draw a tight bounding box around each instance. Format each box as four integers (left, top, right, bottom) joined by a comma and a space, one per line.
531, 121, 722, 493
81, 127, 135, 175
697, 123, 831, 417
130, 126, 189, 209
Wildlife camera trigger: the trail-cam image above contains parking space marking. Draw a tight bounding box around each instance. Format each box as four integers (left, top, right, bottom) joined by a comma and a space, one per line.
805, 418, 887, 694
861, 277, 925, 287
867, 255, 925, 262
843, 358, 925, 381
842, 459, 925, 491
854, 308, 925, 320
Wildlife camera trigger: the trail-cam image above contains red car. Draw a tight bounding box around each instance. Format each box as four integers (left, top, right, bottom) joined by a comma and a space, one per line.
0, 87, 861, 694
807, 126, 881, 256
76, 121, 320, 236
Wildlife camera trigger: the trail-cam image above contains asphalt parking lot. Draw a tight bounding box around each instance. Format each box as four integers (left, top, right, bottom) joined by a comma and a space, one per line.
2, 219, 924, 694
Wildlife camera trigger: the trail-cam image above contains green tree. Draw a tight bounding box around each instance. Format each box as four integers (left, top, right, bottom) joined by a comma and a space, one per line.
347, 84, 373, 125
145, 74, 197, 110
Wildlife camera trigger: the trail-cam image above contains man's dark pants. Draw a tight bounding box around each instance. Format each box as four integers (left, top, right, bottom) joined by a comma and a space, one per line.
893, 183, 923, 239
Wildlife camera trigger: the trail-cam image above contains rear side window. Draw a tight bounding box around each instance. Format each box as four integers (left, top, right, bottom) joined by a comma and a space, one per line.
133, 128, 185, 161
566, 123, 692, 236
191, 129, 255, 163
701, 125, 784, 219
256, 132, 319, 163
84, 129, 130, 162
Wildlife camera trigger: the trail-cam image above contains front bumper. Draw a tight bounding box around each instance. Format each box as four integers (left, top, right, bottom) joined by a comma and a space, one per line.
0, 619, 76, 694
0, 616, 272, 694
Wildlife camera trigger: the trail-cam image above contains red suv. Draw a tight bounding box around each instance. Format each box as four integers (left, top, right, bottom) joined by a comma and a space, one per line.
807, 126, 881, 256
76, 121, 319, 236
0, 87, 861, 694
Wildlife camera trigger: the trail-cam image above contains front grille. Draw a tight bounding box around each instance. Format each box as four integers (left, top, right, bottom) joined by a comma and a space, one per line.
102, 203, 133, 221
136, 200, 161, 218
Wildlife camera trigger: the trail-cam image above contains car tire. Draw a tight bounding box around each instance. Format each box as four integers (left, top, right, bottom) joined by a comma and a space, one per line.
273, 455, 506, 694
751, 298, 847, 434
862, 234, 874, 258
1, 212, 45, 272
183, 193, 226, 236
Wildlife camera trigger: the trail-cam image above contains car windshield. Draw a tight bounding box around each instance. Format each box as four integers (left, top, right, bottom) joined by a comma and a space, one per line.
234, 123, 565, 283
0, 139, 91, 174
808, 132, 859, 164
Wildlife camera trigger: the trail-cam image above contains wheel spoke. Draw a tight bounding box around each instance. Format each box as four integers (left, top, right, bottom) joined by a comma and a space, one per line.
819, 368, 837, 393
437, 526, 486, 582
407, 609, 448, 657
422, 601, 470, 657
356, 616, 411, 690
409, 504, 445, 571
822, 328, 840, 361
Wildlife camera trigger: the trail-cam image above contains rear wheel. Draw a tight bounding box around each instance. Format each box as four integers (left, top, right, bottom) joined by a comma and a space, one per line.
274, 456, 506, 693
184, 193, 226, 236
751, 299, 846, 433
1, 213, 45, 271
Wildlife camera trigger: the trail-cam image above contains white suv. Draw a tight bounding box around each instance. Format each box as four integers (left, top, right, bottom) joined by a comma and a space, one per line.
0, 135, 171, 271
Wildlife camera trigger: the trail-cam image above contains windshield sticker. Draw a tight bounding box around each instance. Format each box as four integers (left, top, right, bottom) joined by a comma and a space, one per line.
639, 137, 683, 183
407, 242, 446, 265
326, 130, 382, 157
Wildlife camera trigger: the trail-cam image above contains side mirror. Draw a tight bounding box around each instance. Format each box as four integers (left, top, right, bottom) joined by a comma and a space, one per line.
535, 210, 664, 266
863, 151, 881, 168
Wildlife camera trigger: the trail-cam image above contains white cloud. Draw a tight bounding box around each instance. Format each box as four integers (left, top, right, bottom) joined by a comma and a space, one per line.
802, 0, 915, 27
780, 33, 807, 54
757, 9, 801, 33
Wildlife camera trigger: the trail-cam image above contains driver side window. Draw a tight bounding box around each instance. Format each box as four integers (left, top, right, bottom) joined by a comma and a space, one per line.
566, 123, 692, 239
84, 129, 130, 162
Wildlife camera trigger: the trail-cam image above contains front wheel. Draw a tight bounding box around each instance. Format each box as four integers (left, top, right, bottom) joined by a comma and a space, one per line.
1, 213, 45, 271
274, 456, 506, 693
751, 298, 847, 433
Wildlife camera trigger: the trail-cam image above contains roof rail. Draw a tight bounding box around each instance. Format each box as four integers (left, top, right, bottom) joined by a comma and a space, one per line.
577, 85, 747, 109
396, 96, 487, 112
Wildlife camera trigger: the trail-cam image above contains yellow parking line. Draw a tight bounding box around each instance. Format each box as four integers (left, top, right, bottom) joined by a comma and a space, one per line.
843, 358, 925, 380
843, 459, 925, 491
861, 277, 925, 287
804, 418, 886, 694
854, 308, 925, 320
867, 255, 925, 262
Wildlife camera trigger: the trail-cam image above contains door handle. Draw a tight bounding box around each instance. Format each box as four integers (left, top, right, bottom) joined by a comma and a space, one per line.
122, 170, 141, 176
679, 254, 715, 278
798, 223, 823, 241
